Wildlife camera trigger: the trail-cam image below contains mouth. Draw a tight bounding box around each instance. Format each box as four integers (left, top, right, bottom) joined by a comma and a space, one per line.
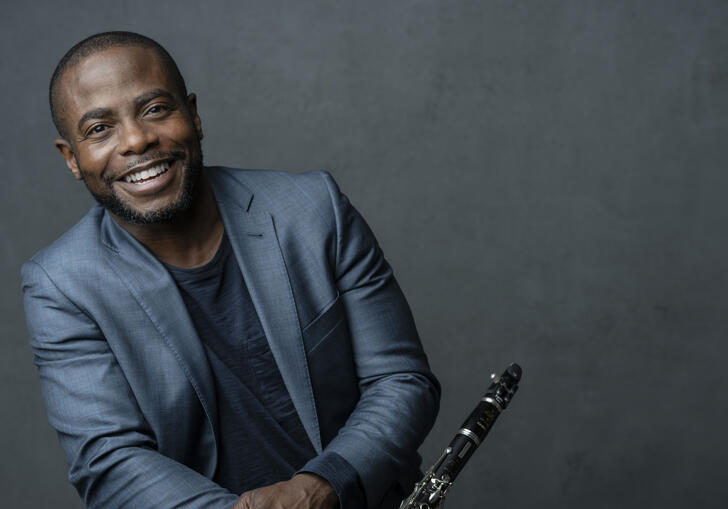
119, 160, 171, 184
114, 157, 181, 198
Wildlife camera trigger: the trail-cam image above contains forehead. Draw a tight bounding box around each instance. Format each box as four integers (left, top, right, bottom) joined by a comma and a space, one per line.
57, 46, 178, 120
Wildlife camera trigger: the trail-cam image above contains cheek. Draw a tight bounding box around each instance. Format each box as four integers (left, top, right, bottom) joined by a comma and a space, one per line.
74, 139, 114, 164
85, 149, 113, 167
164, 118, 201, 146
74, 145, 116, 183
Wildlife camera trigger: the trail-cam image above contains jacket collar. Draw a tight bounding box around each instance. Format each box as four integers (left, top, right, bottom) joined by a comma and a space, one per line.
210, 168, 322, 453
99, 206, 221, 469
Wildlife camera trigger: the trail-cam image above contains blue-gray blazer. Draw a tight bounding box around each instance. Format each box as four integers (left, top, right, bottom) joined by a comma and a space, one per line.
22, 168, 440, 509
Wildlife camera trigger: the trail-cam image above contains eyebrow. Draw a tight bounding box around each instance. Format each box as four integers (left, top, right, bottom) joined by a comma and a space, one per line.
77, 107, 113, 132
132, 88, 176, 109
76, 89, 178, 132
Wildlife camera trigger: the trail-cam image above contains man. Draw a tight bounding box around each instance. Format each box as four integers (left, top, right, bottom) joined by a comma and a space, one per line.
22, 31, 439, 509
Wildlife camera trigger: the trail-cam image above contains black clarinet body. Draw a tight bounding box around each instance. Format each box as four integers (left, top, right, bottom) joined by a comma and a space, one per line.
400, 363, 522, 509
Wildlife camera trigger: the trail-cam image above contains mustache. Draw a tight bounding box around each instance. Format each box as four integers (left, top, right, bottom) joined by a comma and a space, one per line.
122, 151, 186, 172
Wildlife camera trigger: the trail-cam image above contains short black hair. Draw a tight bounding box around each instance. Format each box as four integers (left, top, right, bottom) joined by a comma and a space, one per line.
49, 31, 188, 140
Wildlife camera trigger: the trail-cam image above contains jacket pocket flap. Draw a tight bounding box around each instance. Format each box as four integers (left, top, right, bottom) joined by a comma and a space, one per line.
302, 292, 344, 354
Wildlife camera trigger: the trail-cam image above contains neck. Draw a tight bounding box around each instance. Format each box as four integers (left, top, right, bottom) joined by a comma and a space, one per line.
111, 167, 224, 268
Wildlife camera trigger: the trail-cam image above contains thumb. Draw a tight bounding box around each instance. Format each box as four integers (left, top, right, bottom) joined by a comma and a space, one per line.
235, 490, 255, 509
245, 489, 258, 508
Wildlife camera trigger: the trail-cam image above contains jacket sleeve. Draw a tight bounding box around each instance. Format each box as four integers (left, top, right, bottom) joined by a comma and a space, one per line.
21, 260, 239, 509
317, 171, 441, 508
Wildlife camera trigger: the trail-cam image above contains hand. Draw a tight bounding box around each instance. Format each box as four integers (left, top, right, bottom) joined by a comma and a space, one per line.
232, 473, 339, 509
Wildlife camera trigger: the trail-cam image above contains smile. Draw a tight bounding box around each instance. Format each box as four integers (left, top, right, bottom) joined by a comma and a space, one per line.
123, 162, 170, 183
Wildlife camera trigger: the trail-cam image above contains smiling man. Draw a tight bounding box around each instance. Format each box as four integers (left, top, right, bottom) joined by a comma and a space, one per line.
22, 32, 439, 509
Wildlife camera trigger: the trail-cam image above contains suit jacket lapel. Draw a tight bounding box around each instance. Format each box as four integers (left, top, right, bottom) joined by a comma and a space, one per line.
211, 173, 323, 453
99, 212, 220, 464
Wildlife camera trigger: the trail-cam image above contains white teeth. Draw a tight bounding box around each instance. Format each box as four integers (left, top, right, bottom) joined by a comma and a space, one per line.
122, 162, 171, 184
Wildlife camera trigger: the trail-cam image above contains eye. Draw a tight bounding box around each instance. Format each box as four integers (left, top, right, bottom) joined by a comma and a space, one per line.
89, 124, 108, 135
146, 104, 168, 115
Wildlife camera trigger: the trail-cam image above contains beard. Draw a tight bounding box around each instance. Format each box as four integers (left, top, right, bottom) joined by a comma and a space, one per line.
80, 148, 204, 225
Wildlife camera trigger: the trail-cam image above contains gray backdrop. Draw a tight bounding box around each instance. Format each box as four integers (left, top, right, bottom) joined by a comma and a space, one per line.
2, 1, 726, 507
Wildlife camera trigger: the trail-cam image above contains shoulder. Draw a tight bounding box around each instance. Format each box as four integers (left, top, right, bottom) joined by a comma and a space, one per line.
209, 166, 338, 204
22, 206, 106, 292
209, 166, 343, 228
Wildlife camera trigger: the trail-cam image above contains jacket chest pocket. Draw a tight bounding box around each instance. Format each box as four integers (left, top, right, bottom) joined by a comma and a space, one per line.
302, 292, 360, 447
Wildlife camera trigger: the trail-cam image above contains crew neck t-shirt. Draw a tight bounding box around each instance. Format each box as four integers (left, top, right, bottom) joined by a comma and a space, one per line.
165, 231, 365, 508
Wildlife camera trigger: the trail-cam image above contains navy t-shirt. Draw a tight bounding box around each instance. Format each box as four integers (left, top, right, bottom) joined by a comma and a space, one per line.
165, 231, 365, 508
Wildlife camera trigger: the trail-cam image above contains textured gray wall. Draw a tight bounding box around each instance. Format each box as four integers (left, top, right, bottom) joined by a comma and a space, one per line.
2, 1, 727, 507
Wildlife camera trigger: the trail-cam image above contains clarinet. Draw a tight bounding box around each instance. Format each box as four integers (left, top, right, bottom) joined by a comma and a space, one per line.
400, 363, 522, 509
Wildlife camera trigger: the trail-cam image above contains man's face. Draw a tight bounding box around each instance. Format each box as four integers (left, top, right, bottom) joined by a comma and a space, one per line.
54, 45, 203, 224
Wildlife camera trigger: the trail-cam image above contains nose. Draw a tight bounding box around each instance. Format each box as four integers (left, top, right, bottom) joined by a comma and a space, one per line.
117, 119, 159, 155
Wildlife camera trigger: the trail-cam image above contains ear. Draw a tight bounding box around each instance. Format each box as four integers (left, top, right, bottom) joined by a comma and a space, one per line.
54, 138, 83, 180
185, 93, 203, 140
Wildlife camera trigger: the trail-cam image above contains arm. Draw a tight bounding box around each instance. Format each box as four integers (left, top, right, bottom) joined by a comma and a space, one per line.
317, 171, 441, 508
22, 260, 239, 509
228, 170, 438, 509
